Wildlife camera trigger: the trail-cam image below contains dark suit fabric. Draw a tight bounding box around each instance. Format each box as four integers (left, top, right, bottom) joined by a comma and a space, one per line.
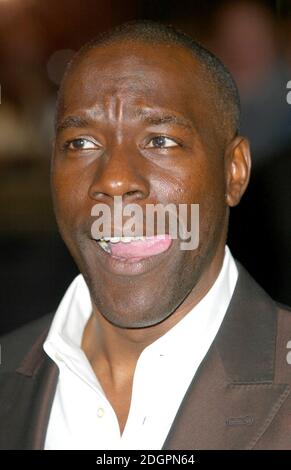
0, 263, 291, 450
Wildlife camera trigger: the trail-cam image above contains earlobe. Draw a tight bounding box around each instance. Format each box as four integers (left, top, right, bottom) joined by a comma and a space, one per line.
225, 136, 251, 207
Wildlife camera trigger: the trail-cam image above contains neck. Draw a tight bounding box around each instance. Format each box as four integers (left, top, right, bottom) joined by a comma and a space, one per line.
82, 242, 226, 380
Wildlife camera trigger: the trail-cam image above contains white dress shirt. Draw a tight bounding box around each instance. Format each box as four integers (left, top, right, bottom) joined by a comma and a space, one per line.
43, 246, 238, 450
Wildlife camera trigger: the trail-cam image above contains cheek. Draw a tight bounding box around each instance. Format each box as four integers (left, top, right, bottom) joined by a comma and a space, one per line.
198, 167, 226, 226
51, 161, 89, 231
161, 157, 225, 206
169, 158, 226, 237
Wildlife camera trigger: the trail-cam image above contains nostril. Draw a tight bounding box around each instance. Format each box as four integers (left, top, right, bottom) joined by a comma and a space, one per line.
124, 189, 146, 201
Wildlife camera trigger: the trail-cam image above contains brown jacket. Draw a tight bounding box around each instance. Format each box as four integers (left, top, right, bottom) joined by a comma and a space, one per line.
0, 263, 291, 450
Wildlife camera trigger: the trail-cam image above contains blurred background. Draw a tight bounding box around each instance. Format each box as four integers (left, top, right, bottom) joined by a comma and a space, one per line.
0, 0, 290, 334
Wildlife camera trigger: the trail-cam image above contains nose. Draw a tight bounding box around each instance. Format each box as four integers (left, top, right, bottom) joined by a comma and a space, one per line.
88, 146, 150, 203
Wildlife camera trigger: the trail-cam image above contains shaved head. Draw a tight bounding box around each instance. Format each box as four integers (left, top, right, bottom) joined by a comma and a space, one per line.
56, 20, 241, 148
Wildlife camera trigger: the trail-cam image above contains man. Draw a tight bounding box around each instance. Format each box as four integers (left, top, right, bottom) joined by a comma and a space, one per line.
0, 21, 290, 450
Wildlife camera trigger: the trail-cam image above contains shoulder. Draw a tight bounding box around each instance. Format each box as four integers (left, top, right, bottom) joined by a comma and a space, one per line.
233, 261, 291, 354
276, 302, 291, 338
236, 261, 291, 315
276, 302, 291, 315
0, 313, 54, 374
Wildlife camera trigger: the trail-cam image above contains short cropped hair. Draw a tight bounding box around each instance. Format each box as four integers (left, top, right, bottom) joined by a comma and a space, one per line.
56, 20, 241, 140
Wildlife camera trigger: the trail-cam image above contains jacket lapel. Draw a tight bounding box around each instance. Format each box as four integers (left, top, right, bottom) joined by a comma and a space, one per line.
22, 355, 59, 450
0, 327, 59, 449
163, 263, 290, 449
1, 263, 289, 449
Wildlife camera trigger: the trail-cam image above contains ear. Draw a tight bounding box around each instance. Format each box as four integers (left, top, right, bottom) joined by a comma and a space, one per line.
224, 136, 251, 207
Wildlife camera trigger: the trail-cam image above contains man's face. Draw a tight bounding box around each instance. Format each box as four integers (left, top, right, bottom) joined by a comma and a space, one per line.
52, 41, 230, 328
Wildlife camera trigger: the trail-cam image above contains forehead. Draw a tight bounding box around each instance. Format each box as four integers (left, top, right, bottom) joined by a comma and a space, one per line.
59, 41, 210, 125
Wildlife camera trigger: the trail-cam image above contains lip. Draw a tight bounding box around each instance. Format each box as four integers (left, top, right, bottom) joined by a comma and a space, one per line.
91, 236, 176, 276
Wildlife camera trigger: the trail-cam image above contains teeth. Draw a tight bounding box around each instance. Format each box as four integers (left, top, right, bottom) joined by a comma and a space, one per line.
122, 237, 132, 243
103, 237, 120, 243
97, 236, 147, 254
99, 236, 146, 243
98, 240, 112, 254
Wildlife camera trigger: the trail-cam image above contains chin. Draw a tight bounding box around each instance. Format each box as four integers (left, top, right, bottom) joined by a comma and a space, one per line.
86, 264, 196, 330
89, 287, 172, 329
91, 300, 178, 329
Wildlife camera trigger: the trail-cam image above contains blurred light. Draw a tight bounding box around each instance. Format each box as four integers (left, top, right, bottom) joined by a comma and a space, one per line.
47, 49, 75, 86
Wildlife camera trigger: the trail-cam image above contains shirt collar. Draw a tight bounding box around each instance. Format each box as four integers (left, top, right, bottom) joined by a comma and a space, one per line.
44, 246, 238, 370
139, 245, 238, 358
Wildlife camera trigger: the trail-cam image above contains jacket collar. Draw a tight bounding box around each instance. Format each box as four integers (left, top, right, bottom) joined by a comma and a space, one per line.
163, 263, 290, 449
11, 262, 291, 449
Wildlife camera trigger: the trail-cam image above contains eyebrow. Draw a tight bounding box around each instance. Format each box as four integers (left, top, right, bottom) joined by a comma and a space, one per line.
56, 115, 89, 132
135, 110, 194, 131
56, 110, 194, 133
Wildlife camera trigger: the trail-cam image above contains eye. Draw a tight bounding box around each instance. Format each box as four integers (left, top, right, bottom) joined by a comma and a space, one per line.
146, 135, 178, 149
65, 138, 100, 151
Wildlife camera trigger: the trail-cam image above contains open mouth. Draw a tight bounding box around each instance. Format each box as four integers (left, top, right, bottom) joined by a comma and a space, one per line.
96, 234, 172, 260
